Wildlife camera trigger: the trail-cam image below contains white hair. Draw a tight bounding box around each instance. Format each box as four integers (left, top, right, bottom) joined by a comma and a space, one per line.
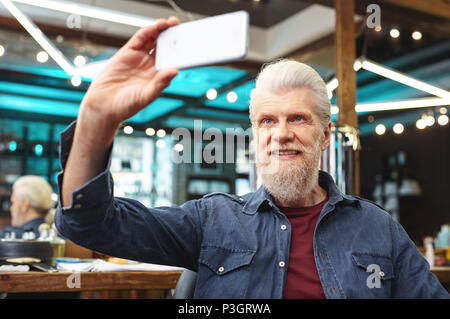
249, 58, 331, 128
13, 175, 54, 215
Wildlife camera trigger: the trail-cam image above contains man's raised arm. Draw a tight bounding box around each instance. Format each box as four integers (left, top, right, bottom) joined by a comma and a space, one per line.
61, 17, 180, 207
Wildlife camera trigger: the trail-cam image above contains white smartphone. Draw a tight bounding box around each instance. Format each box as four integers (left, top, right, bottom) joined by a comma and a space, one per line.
155, 11, 249, 71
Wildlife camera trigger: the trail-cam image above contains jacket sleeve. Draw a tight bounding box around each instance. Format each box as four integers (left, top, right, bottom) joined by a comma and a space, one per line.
54, 121, 204, 271
391, 219, 449, 298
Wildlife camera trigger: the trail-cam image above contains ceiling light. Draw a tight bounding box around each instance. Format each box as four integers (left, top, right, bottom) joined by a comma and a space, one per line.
437, 114, 449, 126
156, 129, 166, 138
412, 31, 422, 40
10, 0, 155, 27
360, 59, 450, 99
74, 55, 87, 67
173, 143, 184, 152
375, 124, 386, 135
424, 115, 435, 127
75, 60, 108, 79
123, 125, 133, 134
374, 26, 382, 32
354, 97, 450, 113
206, 88, 218, 100
326, 78, 338, 99
416, 119, 427, 130
156, 139, 166, 149
0, 44, 5, 57
226, 91, 238, 103
145, 128, 155, 136
327, 90, 333, 100
439, 107, 447, 114
390, 28, 400, 38
70, 75, 82, 87
326, 78, 339, 92
393, 123, 404, 134
36, 50, 49, 63
1, 0, 75, 75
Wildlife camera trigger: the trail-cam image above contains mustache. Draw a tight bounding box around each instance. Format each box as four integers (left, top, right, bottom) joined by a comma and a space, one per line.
265, 143, 315, 155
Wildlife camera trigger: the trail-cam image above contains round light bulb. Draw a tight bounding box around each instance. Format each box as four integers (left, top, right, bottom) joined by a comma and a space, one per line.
412, 31, 422, 40
36, 51, 49, 63
437, 114, 449, 126
393, 123, 404, 134
156, 139, 166, 149
123, 125, 133, 134
226, 91, 238, 103
425, 115, 435, 127
416, 119, 426, 130
156, 129, 166, 138
390, 28, 400, 38
74, 55, 87, 67
375, 124, 386, 135
173, 143, 184, 152
145, 128, 155, 136
206, 88, 218, 100
0, 45, 5, 57
70, 75, 82, 87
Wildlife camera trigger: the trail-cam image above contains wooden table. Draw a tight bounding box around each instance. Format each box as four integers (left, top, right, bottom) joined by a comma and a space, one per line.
1, 267, 448, 297
0, 271, 182, 298
430, 266, 450, 285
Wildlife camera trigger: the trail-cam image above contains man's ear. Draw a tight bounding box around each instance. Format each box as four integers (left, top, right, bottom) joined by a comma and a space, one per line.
321, 121, 332, 151
19, 198, 30, 214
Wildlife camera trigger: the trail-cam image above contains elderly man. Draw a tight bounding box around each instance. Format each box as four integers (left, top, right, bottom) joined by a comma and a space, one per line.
1, 176, 54, 239
54, 17, 448, 298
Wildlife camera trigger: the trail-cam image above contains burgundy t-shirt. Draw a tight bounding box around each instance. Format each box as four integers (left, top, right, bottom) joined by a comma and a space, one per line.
281, 194, 328, 299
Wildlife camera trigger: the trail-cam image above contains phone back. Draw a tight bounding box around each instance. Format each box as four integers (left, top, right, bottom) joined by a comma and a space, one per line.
155, 11, 249, 71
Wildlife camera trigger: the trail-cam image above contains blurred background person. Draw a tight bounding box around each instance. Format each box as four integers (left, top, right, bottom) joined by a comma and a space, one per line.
0, 175, 55, 239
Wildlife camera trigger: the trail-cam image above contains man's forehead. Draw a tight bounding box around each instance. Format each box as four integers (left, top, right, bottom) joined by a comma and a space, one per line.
253, 88, 316, 113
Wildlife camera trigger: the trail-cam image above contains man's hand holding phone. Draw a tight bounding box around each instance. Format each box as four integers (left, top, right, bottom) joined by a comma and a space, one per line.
80, 16, 180, 129
62, 17, 180, 207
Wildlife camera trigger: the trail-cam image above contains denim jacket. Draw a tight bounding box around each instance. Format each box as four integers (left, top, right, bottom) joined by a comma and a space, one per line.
55, 122, 449, 299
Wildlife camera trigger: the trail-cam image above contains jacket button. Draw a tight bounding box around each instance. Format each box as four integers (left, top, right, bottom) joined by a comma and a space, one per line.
218, 266, 224, 273
279, 261, 285, 268
268, 202, 273, 208
280, 225, 287, 231
75, 193, 83, 200
379, 271, 385, 277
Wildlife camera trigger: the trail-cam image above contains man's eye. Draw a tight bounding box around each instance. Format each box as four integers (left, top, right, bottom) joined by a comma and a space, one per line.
294, 116, 303, 122
263, 119, 273, 125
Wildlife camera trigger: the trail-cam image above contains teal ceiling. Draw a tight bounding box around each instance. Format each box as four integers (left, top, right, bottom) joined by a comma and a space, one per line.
0, 41, 449, 136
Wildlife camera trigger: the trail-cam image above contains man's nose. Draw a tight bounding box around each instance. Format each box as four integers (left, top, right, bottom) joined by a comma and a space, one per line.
273, 121, 294, 144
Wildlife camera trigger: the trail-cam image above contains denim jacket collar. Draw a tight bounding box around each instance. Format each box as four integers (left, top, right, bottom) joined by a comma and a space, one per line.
242, 170, 358, 215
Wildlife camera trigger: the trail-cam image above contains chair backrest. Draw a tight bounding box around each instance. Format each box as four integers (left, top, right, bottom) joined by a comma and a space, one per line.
173, 269, 197, 299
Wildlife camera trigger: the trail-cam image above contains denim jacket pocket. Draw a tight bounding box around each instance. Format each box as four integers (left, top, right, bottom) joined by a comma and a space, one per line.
195, 246, 256, 298
351, 252, 394, 280
199, 246, 256, 275
350, 252, 394, 298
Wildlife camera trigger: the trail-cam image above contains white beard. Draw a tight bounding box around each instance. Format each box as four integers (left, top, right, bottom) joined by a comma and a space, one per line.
256, 140, 322, 207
